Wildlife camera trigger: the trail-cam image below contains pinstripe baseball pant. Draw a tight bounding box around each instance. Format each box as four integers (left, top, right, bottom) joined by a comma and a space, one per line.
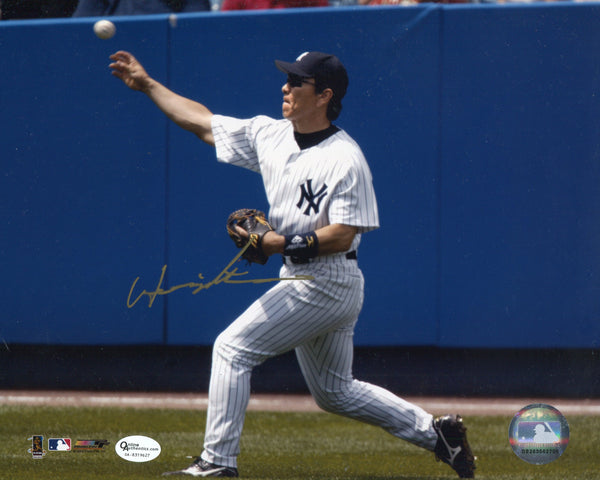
201, 262, 438, 468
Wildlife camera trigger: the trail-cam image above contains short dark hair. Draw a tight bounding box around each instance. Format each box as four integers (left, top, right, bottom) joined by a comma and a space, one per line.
314, 79, 343, 121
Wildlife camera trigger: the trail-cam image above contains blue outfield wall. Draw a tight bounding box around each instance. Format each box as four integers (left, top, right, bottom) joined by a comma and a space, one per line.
1, 4, 599, 348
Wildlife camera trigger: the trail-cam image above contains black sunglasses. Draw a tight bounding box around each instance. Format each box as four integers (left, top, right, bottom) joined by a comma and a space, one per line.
287, 74, 316, 88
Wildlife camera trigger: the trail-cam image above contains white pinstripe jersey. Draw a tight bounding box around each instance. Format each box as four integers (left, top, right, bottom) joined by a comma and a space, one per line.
212, 114, 379, 258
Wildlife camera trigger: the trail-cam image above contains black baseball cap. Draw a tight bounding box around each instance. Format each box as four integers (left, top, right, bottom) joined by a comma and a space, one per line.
275, 51, 349, 100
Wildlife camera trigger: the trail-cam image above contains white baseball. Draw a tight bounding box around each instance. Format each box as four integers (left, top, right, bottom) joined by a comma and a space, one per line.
93, 20, 116, 40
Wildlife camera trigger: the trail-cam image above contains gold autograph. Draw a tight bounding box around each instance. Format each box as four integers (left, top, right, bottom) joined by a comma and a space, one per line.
127, 242, 314, 308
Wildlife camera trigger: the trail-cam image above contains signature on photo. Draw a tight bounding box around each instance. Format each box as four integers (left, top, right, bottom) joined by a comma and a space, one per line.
127, 243, 314, 308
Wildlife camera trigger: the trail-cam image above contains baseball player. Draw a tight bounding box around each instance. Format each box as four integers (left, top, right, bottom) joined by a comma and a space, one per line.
109, 50, 476, 478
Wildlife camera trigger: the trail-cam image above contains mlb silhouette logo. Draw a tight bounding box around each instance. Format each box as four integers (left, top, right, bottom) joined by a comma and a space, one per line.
517, 422, 561, 443
48, 438, 71, 451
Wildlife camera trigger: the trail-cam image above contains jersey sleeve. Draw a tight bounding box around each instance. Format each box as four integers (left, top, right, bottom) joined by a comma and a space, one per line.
328, 150, 380, 233
211, 114, 274, 173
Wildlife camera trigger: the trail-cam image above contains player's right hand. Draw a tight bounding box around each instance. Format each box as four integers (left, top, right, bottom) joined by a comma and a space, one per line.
109, 51, 152, 92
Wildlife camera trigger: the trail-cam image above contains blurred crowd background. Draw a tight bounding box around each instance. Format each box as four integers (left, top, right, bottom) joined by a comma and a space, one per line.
1, 0, 595, 21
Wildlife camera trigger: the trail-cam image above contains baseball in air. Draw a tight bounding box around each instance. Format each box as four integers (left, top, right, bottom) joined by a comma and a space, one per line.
93, 20, 116, 40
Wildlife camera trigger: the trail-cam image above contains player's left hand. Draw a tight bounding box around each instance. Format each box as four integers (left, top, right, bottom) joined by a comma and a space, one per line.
227, 209, 275, 265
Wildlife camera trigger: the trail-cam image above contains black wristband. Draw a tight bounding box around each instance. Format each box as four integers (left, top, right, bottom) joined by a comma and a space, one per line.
283, 231, 319, 259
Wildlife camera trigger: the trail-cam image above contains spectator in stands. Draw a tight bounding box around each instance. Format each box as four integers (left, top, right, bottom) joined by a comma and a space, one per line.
220, 0, 328, 10
358, 0, 467, 4
358, 0, 414, 4
72, 0, 211, 17
0, 0, 77, 19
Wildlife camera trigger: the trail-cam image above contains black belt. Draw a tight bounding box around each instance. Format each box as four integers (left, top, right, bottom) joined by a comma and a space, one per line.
282, 250, 357, 265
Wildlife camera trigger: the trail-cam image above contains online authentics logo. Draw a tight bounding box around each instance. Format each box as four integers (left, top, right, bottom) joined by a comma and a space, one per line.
116, 435, 161, 462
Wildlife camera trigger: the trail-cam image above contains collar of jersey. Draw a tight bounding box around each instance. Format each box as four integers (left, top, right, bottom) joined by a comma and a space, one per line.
293, 124, 340, 150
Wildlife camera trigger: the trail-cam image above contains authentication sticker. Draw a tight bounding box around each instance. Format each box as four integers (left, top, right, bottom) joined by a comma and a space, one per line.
509, 403, 569, 465
27, 435, 46, 459
116, 435, 161, 462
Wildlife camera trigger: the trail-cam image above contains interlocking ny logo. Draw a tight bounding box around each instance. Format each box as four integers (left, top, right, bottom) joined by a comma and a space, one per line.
297, 179, 328, 215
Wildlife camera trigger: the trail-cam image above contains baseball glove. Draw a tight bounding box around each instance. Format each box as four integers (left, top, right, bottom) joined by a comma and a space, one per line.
226, 208, 274, 265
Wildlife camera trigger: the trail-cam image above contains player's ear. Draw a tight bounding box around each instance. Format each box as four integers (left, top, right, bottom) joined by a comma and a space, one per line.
317, 88, 334, 106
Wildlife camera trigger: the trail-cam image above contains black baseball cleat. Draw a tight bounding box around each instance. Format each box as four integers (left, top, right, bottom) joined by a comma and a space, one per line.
162, 457, 239, 477
433, 414, 476, 478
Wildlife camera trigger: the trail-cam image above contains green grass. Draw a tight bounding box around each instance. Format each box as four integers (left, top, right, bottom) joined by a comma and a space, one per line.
1, 405, 599, 479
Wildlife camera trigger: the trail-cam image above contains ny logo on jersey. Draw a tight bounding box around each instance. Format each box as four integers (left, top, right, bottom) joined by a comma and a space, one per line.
297, 179, 328, 215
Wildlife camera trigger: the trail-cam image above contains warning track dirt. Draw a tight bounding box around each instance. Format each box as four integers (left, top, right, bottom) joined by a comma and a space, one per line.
2, 390, 599, 416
